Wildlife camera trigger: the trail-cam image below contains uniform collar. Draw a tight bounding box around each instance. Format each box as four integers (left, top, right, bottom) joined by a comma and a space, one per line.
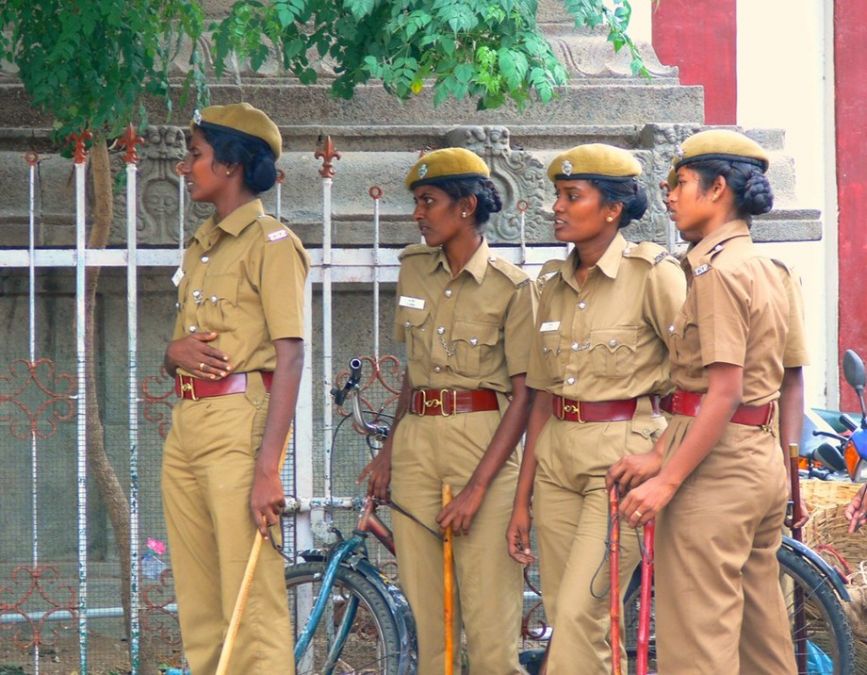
556, 232, 627, 288
193, 199, 265, 248
433, 237, 490, 284
685, 219, 751, 269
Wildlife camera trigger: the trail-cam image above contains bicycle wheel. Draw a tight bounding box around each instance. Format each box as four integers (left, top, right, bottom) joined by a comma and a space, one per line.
778, 546, 855, 674
624, 548, 855, 673
286, 561, 405, 675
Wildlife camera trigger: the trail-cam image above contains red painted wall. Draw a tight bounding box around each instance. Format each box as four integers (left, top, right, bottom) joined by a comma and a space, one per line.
651, 1, 737, 124
835, 0, 867, 410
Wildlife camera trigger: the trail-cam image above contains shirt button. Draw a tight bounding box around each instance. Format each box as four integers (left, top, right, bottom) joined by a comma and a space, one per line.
189, 325, 198, 333
404, 320, 412, 328
444, 289, 453, 298
566, 376, 575, 385
608, 338, 618, 347
211, 295, 218, 304
175, 302, 180, 311
668, 324, 675, 333
543, 346, 549, 353
571, 342, 579, 351
577, 301, 587, 310
434, 366, 442, 373
201, 255, 209, 263
469, 338, 479, 346
437, 326, 446, 335
488, 256, 497, 262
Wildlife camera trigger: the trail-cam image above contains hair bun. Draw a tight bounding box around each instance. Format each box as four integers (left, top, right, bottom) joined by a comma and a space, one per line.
741, 170, 773, 215
479, 178, 503, 216
244, 149, 278, 193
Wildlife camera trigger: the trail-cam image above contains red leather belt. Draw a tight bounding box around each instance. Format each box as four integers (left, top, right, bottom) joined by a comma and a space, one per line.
552, 395, 660, 423
410, 388, 499, 416
660, 389, 774, 427
175, 371, 273, 401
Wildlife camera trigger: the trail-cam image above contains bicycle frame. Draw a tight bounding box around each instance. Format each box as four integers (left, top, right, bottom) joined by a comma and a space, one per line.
292, 497, 400, 670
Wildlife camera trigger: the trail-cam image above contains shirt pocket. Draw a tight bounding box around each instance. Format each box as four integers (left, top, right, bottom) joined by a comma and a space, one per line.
199, 274, 240, 332
539, 330, 563, 381
668, 309, 691, 368
588, 327, 638, 379
449, 320, 500, 376
397, 306, 430, 360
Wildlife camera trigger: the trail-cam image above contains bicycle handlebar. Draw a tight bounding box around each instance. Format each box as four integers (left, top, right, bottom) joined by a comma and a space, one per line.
331, 357, 390, 440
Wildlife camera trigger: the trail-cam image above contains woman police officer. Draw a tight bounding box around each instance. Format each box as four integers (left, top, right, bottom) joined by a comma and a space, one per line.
162, 103, 308, 673
507, 144, 686, 673
359, 148, 534, 674
609, 129, 809, 673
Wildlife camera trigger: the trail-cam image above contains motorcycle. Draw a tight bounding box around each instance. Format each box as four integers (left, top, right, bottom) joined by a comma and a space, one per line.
801, 349, 867, 483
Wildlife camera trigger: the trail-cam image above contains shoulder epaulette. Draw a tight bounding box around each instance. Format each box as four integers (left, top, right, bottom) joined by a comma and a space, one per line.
488, 255, 530, 287
256, 216, 306, 256
398, 243, 438, 261
535, 259, 562, 291
622, 240, 676, 266
693, 263, 712, 277
770, 257, 793, 276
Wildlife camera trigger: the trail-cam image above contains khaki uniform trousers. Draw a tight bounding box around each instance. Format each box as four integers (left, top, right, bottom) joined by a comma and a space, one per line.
535, 404, 662, 675
162, 387, 294, 675
390, 410, 525, 675
655, 415, 796, 674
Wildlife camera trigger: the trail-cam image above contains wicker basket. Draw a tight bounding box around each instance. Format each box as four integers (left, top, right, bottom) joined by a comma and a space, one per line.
800, 479, 863, 512
798, 480, 867, 666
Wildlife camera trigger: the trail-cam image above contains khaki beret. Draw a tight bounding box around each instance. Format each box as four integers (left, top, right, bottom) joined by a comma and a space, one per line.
667, 129, 769, 187
192, 102, 282, 160
547, 144, 642, 183
405, 148, 490, 190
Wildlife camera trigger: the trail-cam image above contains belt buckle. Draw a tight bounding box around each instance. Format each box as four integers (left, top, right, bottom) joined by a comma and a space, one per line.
444, 389, 457, 416
413, 390, 425, 416
561, 400, 584, 423
178, 374, 198, 401
421, 389, 445, 415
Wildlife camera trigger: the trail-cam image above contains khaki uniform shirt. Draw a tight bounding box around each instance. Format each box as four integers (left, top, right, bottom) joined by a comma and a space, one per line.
669, 220, 809, 406
393, 239, 536, 393
173, 199, 310, 373
526, 233, 686, 400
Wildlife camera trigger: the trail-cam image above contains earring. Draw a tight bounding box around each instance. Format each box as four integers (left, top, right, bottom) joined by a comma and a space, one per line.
226, 170, 231, 176
461, 211, 467, 218
606, 216, 614, 223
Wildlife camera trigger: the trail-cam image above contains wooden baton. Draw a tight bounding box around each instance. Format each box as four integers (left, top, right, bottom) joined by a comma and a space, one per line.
216, 432, 291, 675
442, 484, 455, 675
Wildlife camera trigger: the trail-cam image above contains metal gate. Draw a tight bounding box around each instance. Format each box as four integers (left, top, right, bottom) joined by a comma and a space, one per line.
0, 130, 558, 674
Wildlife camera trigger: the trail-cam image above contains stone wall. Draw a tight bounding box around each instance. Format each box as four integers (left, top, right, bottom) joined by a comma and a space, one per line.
0, 1, 822, 562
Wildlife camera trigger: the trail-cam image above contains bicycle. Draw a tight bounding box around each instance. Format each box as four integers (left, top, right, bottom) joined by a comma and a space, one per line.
622, 530, 856, 673
281, 358, 418, 675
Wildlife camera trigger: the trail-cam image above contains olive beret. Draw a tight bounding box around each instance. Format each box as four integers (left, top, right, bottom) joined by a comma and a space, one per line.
667, 129, 769, 187
547, 144, 642, 183
405, 148, 490, 190
192, 102, 282, 160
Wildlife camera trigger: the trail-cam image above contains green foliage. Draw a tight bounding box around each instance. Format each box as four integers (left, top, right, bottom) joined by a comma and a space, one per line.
562, 0, 648, 77
210, 0, 647, 109
0, 0, 209, 139
0, 0, 648, 136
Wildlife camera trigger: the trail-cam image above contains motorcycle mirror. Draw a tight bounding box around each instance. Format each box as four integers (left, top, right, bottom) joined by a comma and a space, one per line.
843, 349, 866, 390
814, 442, 847, 473
842, 350, 867, 428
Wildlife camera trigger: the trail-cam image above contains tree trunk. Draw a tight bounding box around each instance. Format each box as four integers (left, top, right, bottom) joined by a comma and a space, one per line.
86, 136, 160, 673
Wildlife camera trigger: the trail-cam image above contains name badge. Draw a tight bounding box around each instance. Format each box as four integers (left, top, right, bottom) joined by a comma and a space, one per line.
540, 321, 560, 332
399, 296, 425, 310
267, 229, 288, 242
171, 267, 185, 287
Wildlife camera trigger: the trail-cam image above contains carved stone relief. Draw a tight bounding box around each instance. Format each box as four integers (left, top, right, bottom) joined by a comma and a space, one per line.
443, 125, 550, 243
111, 125, 211, 245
